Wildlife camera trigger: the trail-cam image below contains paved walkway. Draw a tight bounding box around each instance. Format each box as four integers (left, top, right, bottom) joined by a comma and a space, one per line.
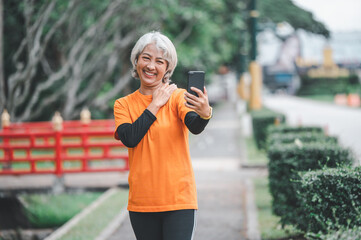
263, 94, 361, 164
107, 100, 265, 240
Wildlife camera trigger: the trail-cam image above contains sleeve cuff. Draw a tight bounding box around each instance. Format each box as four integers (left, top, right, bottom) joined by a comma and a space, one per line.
144, 109, 157, 121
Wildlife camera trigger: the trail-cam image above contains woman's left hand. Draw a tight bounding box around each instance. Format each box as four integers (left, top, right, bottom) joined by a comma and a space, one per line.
184, 87, 211, 119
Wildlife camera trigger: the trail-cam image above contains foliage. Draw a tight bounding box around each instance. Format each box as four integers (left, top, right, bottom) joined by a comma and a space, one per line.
133, 0, 248, 89
295, 167, 361, 233
1, 0, 248, 121
2, 0, 143, 121
267, 131, 338, 150
258, 0, 330, 38
250, 107, 285, 149
297, 75, 361, 96
267, 141, 354, 227
309, 226, 361, 240
1, 0, 331, 122
20, 192, 102, 228
267, 124, 324, 135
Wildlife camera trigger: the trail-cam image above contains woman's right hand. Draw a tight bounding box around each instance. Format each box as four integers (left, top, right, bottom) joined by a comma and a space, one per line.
147, 83, 177, 115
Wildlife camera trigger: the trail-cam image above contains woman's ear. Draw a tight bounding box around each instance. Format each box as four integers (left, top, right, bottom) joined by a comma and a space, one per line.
162, 71, 171, 83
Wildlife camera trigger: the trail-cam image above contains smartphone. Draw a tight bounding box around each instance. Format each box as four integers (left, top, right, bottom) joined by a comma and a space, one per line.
187, 71, 205, 97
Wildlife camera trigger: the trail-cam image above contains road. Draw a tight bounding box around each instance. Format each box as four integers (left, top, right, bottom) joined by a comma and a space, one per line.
263, 94, 361, 164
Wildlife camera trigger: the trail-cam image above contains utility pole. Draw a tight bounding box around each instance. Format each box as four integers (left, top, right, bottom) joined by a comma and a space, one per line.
248, 0, 262, 110
237, 9, 250, 101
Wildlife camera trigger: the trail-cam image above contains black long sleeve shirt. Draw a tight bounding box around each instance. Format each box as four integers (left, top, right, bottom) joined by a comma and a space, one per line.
116, 109, 209, 148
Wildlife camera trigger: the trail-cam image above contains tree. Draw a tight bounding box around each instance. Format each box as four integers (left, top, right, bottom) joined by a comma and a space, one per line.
0, 0, 329, 123
258, 0, 330, 38
1, 0, 248, 122
1, 0, 150, 121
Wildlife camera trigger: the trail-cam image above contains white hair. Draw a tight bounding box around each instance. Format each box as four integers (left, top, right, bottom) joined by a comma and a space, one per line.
130, 31, 178, 82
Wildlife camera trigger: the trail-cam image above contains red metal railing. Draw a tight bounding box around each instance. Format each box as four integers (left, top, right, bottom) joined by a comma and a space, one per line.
0, 119, 128, 176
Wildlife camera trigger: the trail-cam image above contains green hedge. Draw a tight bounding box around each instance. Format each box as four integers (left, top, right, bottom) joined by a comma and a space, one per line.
267, 124, 324, 135
295, 167, 361, 233
250, 108, 285, 149
297, 75, 360, 96
267, 142, 354, 227
312, 226, 361, 240
267, 131, 338, 150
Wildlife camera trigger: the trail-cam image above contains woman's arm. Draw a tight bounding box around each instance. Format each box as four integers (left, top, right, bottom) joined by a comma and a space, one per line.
117, 83, 177, 148
184, 111, 210, 135
116, 109, 156, 148
183, 86, 212, 134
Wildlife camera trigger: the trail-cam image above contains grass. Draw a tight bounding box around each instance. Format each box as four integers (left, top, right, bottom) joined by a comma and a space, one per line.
60, 188, 128, 240
302, 94, 334, 103
20, 188, 129, 239
247, 137, 304, 239
253, 177, 304, 240
20, 191, 103, 228
244, 136, 268, 166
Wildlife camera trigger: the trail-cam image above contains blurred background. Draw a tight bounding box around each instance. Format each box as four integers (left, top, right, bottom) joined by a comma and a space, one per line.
1, 0, 361, 239
1, 0, 359, 124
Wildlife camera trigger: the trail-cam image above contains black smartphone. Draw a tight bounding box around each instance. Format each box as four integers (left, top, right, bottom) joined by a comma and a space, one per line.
187, 71, 205, 97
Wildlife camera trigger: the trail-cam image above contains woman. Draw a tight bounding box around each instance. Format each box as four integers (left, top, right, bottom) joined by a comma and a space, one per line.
114, 31, 212, 240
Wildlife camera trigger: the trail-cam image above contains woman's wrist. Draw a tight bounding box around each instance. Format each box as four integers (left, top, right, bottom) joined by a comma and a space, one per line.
200, 107, 212, 120
147, 102, 161, 116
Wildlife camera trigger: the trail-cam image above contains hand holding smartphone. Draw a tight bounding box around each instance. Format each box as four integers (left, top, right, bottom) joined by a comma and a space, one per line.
185, 70, 212, 119
187, 71, 205, 97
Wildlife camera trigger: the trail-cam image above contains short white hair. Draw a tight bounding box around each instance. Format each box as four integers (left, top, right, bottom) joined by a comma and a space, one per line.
130, 31, 178, 82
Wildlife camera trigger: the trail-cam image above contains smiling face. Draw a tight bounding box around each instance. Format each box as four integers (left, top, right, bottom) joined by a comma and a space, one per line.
136, 43, 168, 90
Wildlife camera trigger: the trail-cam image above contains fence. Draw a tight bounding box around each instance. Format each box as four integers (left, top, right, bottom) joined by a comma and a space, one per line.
0, 110, 128, 176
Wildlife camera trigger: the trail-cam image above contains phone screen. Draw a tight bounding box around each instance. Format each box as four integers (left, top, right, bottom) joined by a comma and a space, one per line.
187, 71, 205, 97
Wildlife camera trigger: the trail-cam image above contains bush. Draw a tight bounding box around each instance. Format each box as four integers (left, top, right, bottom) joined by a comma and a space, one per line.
267, 131, 338, 150
297, 75, 360, 96
20, 192, 102, 228
295, 167, 361, 233
267, 124, 324, 136
250, 108, 285, 149
311, 226, 361, 240
267, 142, 354, 227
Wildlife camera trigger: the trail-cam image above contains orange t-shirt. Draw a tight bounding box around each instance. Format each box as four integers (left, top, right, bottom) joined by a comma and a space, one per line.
114, 88, 197, 212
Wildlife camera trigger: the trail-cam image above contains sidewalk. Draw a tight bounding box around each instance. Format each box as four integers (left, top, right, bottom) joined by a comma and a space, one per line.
107, 99, 266, 240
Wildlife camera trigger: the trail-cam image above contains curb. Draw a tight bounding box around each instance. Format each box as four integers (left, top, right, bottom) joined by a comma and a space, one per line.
245, 178, 261, 240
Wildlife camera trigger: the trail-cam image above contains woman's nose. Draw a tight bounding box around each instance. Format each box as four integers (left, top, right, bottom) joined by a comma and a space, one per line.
146, 61, 155, 70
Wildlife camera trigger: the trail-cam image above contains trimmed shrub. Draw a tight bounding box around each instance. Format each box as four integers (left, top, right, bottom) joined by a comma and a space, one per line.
267, 124, 324, 136
267, 142, 354, 227
297, 75, 360, 96
267, 131, 338, 150
295, 167, 361, 233
312, 226, 361, 240
250, 108, 285, 149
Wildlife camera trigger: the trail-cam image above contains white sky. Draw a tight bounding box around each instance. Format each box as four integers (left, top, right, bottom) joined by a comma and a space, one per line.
292, 0, 361, 32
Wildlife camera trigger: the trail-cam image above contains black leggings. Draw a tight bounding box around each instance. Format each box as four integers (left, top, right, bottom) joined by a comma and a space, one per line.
129, 209, 197, 240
